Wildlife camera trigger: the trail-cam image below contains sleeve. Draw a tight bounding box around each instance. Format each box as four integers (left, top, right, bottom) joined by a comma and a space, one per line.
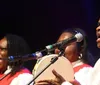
61, 81, 72, 85
74, 67, 92, 85
62, 59, 100, 85
86, 58, 100, 85
10, 73, 34, 85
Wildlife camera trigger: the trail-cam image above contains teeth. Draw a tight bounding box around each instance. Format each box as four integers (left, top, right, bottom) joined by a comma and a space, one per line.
97, 38, 100, 42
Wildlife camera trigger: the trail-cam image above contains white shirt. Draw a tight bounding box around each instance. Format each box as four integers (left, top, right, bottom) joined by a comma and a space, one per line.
62, 59, 100, 85
10, 73, 34, 85
1, 66, 34, 85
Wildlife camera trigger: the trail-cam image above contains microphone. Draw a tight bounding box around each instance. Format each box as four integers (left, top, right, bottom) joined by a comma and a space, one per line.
45, 32, 83, 50
6, 33, 83, 62
8, 51, 43, 62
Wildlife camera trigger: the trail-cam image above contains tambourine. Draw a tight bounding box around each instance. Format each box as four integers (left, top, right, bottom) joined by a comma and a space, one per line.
32, 54, 74, 82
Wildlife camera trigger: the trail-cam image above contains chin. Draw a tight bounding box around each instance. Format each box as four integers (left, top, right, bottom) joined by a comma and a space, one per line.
97, 43, 100, 48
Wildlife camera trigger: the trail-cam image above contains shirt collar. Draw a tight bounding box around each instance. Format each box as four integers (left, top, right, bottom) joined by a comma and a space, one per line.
72, 60, 84, 68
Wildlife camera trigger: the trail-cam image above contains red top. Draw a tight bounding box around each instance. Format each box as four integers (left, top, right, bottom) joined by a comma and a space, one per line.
73, 64, 92, 73
0, 68, 31, 85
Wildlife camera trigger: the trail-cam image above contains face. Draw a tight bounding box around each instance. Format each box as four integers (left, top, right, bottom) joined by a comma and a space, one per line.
55, 32, 79, 62
0, 37, 8, 72
96, 19, 100, 48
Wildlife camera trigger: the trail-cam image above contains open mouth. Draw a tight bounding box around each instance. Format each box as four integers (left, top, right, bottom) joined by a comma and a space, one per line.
97, 34, 100, 42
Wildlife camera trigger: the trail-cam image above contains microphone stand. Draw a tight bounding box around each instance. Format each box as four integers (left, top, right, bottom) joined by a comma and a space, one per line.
27, 49, 64, 85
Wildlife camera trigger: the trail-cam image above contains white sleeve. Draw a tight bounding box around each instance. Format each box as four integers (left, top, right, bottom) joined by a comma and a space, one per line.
74, 67, 92, 85
61, 81, 72, 85
10, 73, 34, 85
86, 58, 100, 85
62, 59, 100, 85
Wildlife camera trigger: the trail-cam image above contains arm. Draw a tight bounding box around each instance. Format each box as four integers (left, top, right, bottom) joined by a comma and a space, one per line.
35, 70, 80, 85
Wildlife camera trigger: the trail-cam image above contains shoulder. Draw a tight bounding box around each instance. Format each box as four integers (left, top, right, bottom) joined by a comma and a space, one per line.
74, 66, 92, 85
10, 73, 34, 85
74, 66, 92, 76
86, 58, 100, 85
74, 63, 92, 73
10, 68, 34, 85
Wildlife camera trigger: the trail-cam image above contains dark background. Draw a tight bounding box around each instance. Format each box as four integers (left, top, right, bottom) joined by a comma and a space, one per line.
0, 0, 100, 71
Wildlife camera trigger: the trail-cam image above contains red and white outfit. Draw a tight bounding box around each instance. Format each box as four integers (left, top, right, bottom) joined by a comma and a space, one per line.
0, 66, 34, 85
86, 58, 100, 85
62, 59, 100, 85
62, 60, 92, 85
73, 60, 92, 85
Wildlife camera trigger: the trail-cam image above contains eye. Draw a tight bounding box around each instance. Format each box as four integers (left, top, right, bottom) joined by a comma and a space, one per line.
97, 29, 100, 32
98, 22, 100, 26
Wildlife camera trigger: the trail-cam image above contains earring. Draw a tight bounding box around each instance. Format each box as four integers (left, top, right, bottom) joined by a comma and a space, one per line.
78, 53, 82, 59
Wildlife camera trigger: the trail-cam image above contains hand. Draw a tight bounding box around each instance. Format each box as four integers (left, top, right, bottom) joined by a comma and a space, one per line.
70, 80, 81, 85
35, 79, 60, 85
51, 70, 80, 85
52, 69, 66, 84
35, 69, 65, 85
35, 70, 80, 85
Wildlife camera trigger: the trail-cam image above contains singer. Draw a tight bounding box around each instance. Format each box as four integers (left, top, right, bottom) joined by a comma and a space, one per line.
35, 28, 95, 85
0, 34, 33, 85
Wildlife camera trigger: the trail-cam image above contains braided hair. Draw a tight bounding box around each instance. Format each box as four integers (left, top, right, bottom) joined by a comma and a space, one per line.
5, 34, 31, 75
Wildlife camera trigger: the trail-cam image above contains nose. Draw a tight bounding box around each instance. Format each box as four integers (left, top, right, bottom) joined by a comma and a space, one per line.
96, 26, 100, 35
0, 49, 3, 54
96, 25, 100, 31
0, 49, 2, 52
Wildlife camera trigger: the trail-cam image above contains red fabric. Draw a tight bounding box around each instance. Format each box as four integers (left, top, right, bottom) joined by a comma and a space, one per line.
73, 64, 92, 73
0, 68, 31, 85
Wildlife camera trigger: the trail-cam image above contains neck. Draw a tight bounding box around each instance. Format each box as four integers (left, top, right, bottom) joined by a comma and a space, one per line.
0, 68, 7, 74
0, 66, 12, 74
71, 59, 84, 68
